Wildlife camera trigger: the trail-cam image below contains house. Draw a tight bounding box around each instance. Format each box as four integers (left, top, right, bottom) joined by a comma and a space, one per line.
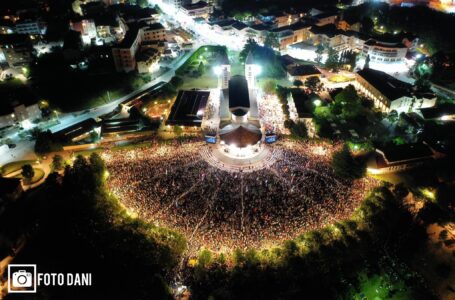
309, 24, 347, 51
271, 22, 311, 49
112, 24, 142, 72
136, 48, 160, 73
361, 39, 408, 64
0, 102, 41, 128
337, 15, 360, 32
274, 11, 302, 28
245, 24, 270, 43
15, 18, 47, 35
312, 12, 339, 27
180, 1, 213, 20
142, 23, 166, 42
355, 68, 436, 113
367, 143, 435, 174
112, 22, 165, 72
0, 34, 33, 68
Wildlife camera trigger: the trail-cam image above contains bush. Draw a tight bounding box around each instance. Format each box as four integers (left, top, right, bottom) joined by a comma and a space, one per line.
331, 144, 366, 180
21, 164, 35, 182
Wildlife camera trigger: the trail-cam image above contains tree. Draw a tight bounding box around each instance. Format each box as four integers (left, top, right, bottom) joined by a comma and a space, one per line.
21, 164, 35, 182
333, 85, 363, 119
290, 121, 308, 139
263, 79, 277, 94
331, 144, 365, 180
170, 76, 184, 89
360, 17, 374, 34
52, 154, 64, 171
198, 61, 205, 76
239, 38, 258, 62
293, 79, 303, 88
414, 73, 431, 92
325, 47, 340, 71
304, 76, 322, 92
364, 55, 370, 69
264, 32, 280, 49
173, 125, 183, 136
315, 44, 325, 64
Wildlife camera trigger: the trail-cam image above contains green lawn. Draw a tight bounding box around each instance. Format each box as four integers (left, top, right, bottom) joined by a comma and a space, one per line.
14, 168, 45, 185
1, 160, 37, 176
352, 273, 413, 300
180, 73, 217, 90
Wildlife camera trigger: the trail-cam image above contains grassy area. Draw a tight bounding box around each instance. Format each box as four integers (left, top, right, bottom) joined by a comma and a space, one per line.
258, 78, 292, 88
328, 74, 355, 83
73, 141, 155, 157
0, 160, 37, 176
176, 45, 227, 76
13, 168, 45, 185
180, 73, 217, 89
352, 273, 413, 300
74, 148, 104, 157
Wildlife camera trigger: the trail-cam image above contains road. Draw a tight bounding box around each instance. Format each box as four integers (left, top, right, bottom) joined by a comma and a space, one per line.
0, 47, 198, 166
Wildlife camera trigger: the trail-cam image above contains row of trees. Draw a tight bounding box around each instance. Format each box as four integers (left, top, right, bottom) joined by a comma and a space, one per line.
186, 186, 434, 299
317, 45, 358, 71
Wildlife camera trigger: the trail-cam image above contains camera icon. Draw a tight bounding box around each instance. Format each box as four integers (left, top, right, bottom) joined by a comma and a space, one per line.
8, 264, 37, 293
12, 270, 33, 287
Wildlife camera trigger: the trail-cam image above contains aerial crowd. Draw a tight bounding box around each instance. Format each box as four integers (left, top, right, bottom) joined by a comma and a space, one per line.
103, 138, 376, 253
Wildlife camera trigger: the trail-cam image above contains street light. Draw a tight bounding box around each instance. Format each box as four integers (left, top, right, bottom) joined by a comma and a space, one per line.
313, 99, 322, 106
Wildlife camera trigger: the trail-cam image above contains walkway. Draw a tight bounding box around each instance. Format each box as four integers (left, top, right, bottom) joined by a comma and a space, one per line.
199, 144, 279, 173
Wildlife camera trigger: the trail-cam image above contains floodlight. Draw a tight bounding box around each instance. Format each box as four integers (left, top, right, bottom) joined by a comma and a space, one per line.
213, 66, 222, 75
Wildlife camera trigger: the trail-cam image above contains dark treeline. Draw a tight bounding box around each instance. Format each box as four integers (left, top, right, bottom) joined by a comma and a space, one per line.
0, 153, 186, 300
185, 186, 437, 300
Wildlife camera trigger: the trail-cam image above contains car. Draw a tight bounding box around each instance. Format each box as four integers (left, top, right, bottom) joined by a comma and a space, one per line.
8, 144, 16, 148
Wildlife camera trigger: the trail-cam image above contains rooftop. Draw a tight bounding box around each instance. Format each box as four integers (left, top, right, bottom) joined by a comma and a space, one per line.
144, 22, 164, 31
232, 21, 248, 31
228, 75, 250, 115
309, 24, 341, 38
356, 68, 412, 101
419, 103, 455, 119
166, 90, 210, 126
249, 23, 270, 31
182, 1, 209, 10
219, 125, 262, 148
378, 142, 433, 164
53, 118, 98, 142
364, 39, 406, 49
116, 24, 140, 48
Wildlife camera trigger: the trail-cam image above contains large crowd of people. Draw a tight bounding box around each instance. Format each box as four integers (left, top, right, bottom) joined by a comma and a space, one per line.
104, 139, 376, 254
258, 92, 287, 135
